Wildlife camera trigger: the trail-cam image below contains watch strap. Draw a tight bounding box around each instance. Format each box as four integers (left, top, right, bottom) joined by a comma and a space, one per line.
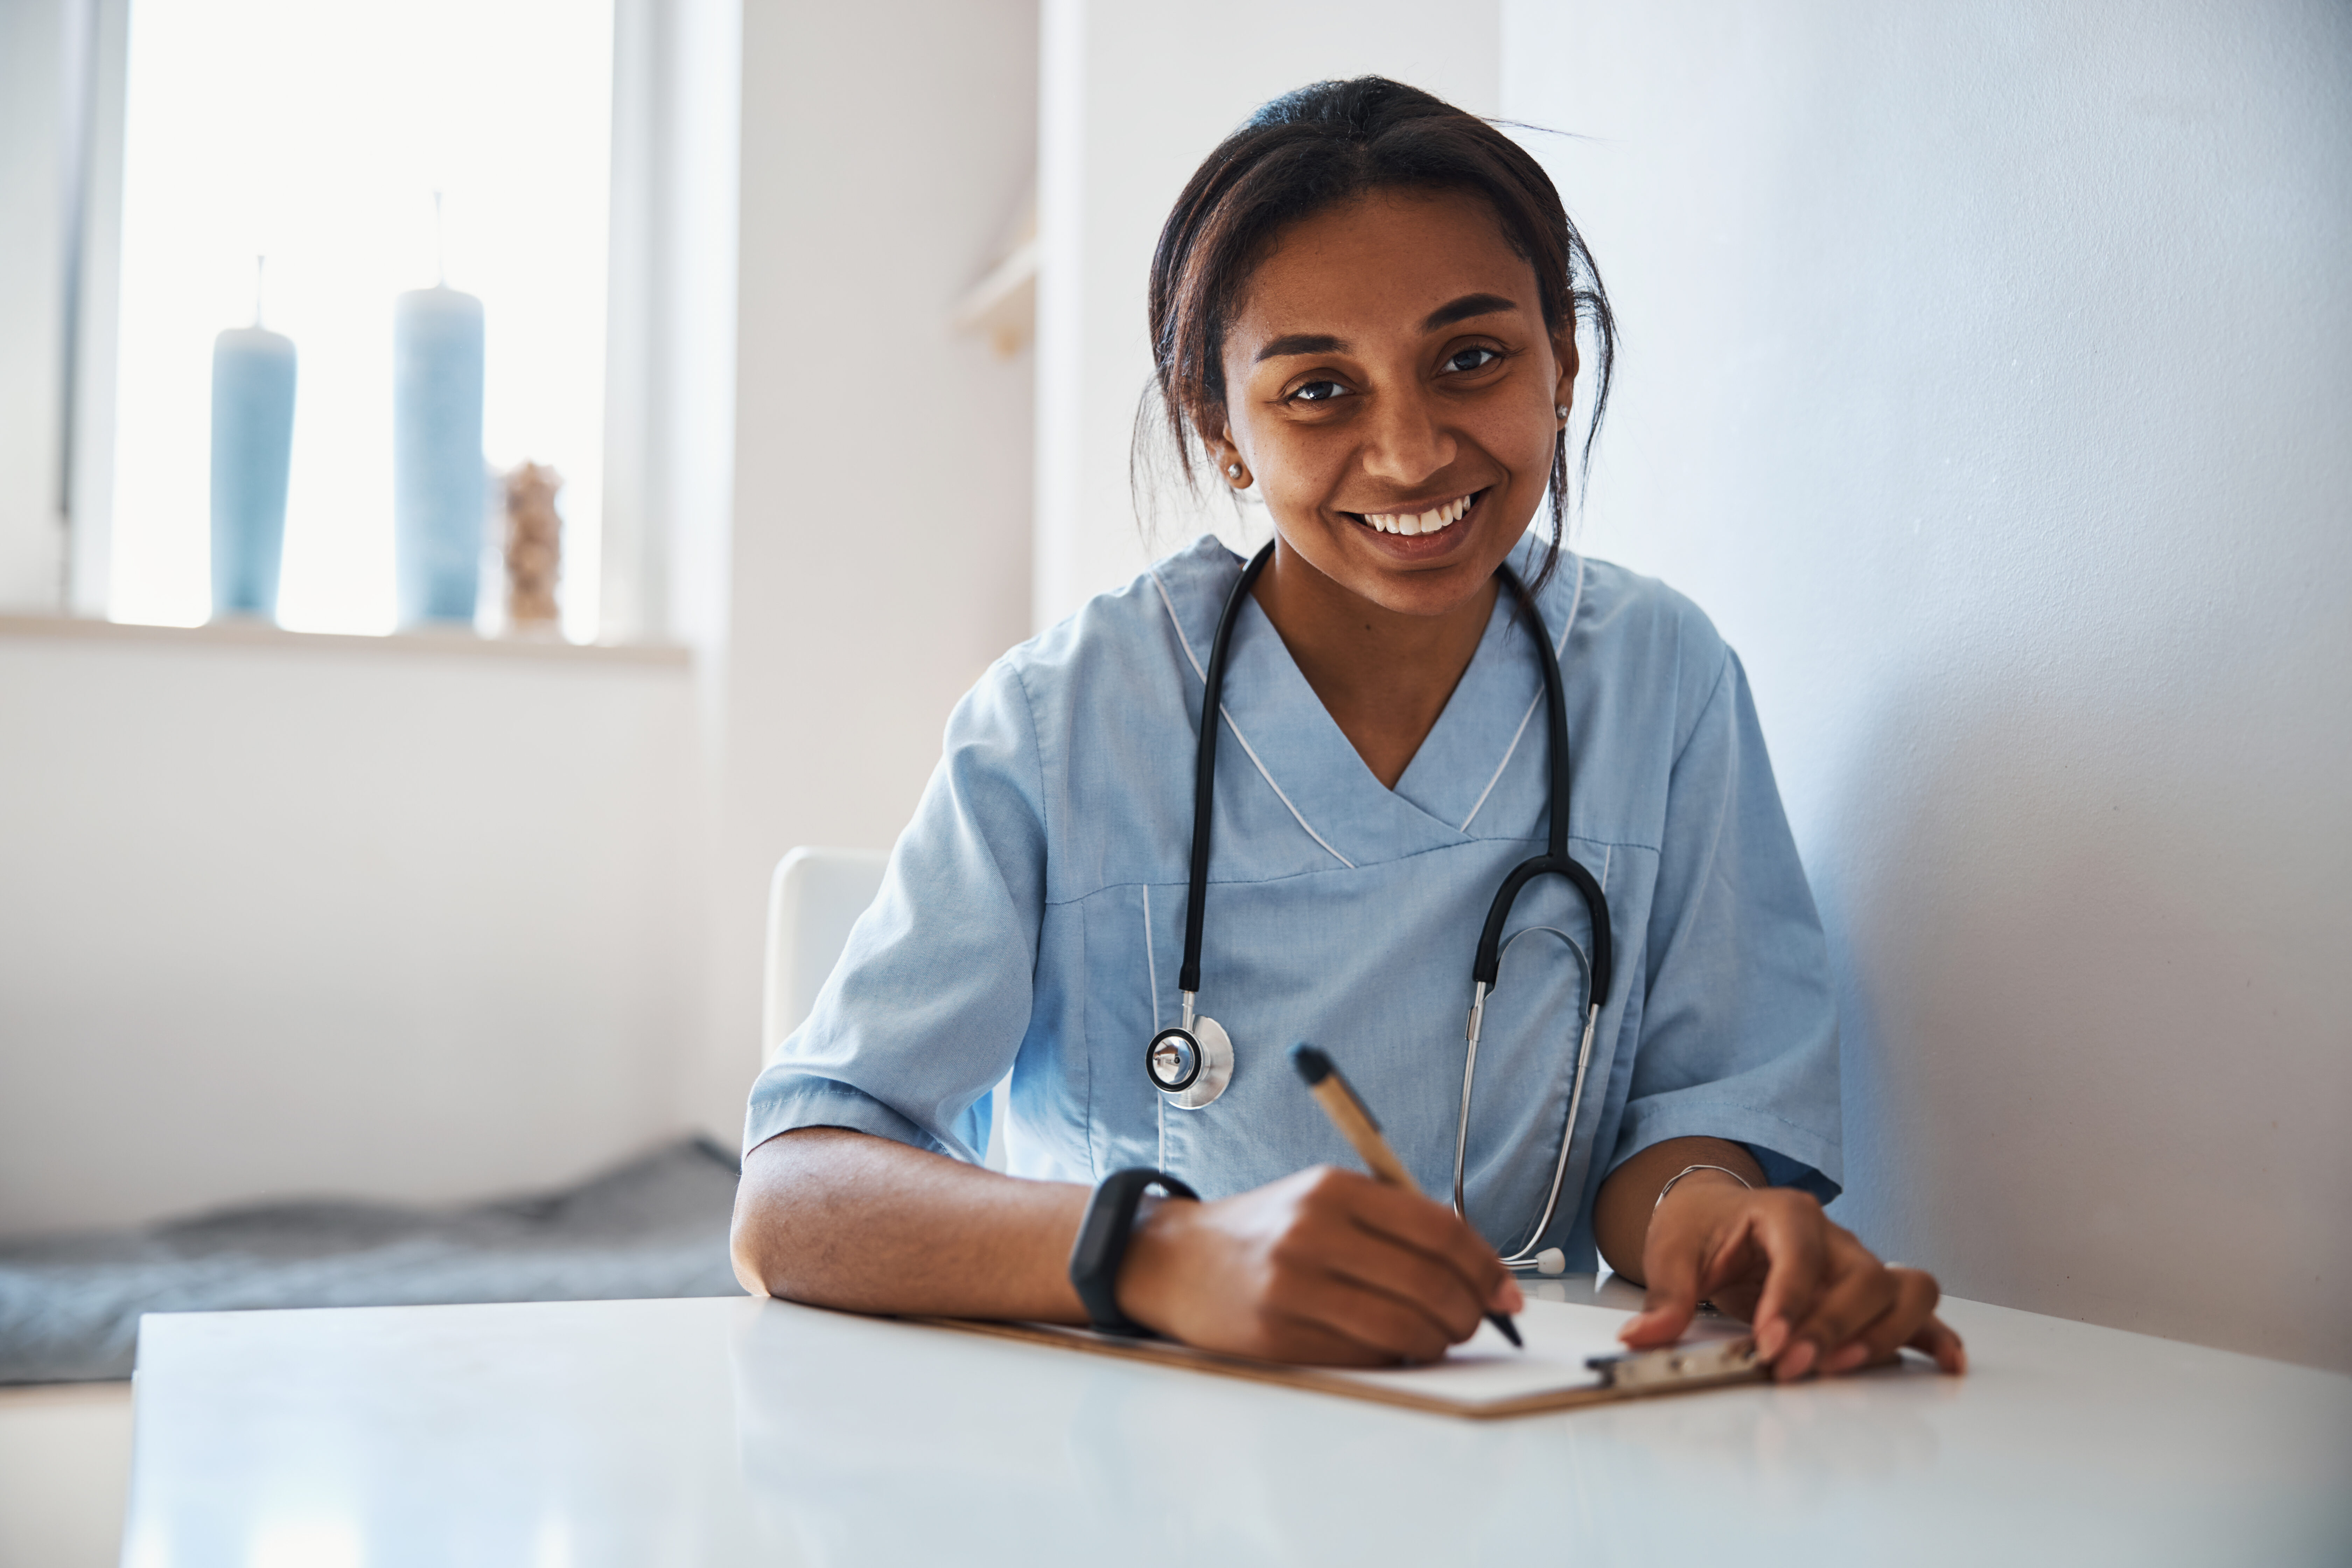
1068, 1168, 1198, 1336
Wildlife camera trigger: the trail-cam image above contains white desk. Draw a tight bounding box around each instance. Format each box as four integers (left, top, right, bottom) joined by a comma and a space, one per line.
121, 1279, 2351, 1566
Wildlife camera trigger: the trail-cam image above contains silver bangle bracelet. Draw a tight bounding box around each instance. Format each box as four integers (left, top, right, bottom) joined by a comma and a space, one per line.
1652, 1162, 1755, 1214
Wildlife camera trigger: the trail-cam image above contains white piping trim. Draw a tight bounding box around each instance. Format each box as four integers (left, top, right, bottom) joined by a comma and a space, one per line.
1143, 884, 1171, 1166
1149, 568, 1209, 681
1461, 693, 1538, 834
1149, 567, 1356, 870
1141, 883, 1161, 1031
1460, 549, 1587, 834
1220, 723, 1356, 868
1145, 883, 1166, 1168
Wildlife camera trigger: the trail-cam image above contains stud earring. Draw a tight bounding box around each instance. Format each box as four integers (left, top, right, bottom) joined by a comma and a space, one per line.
1227, 462, 1245, 482
1554, 404, 1570, 421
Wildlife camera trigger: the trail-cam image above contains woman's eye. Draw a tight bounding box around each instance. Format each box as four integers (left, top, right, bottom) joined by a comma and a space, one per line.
1445, 346, 1504, 374
1289, 379, 1348, 404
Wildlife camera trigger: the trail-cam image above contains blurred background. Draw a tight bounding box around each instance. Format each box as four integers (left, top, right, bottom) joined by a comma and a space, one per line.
1, 5, 2346, 1539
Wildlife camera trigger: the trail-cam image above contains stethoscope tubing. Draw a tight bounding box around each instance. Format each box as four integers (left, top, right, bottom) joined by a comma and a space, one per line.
1457, 564, 1612, 1267
1176, 544, 1275, 1010
1164, 543, 1613, 1266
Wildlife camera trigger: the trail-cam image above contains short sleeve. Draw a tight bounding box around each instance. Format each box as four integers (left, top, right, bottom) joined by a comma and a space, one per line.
1608, 648, 1843, 1201
742, 660, 1047, 1164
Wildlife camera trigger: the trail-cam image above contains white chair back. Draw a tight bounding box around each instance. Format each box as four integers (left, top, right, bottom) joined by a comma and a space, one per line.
761, 845, 1010, 1170
763, 847, 889, 1068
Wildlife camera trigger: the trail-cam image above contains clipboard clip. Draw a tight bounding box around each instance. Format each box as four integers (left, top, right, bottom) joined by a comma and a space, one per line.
1584, 1337, 1764, 1392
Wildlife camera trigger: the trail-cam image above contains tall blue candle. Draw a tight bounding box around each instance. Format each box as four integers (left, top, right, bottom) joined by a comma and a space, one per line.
209, 324, 296, 619
393, 284, 486, 625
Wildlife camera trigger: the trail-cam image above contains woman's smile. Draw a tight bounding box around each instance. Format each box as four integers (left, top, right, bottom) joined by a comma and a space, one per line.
1344, 488, 1489, 561
1350, 489, 1477, 537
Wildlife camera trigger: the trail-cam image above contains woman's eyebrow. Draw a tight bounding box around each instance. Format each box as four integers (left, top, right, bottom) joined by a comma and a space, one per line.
1252, 293, 1525, 363
1420, 292, 1520, 331
1255, 332, 1346, 363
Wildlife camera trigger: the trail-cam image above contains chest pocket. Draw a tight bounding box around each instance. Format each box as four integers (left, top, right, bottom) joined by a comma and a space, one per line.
1076, 883, 1181, 1180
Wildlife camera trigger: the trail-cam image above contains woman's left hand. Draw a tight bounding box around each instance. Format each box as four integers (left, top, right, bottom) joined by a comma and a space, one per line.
1617, 1170, 1967, 1380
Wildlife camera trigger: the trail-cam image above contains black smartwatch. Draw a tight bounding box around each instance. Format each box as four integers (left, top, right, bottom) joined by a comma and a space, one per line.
1067, 1168, 1198, 1336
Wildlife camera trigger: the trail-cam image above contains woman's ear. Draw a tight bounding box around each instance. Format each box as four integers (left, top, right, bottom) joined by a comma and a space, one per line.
1210, 426, 1252, 489
1552, 326, 1580, 420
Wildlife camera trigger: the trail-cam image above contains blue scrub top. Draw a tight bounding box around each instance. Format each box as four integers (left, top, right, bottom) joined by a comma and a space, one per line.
744, 533, 1841, 1272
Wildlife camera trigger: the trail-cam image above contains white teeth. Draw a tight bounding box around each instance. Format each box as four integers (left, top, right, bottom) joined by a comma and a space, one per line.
1363, 494, 1474, 536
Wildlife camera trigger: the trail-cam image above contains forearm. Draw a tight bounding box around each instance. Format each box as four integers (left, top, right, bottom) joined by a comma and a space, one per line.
729, 1126, 1092, 1321
1592, 1135, 1765, 1283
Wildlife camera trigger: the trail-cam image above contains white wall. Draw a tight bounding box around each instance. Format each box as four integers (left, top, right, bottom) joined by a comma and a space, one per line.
0, 627, 699, 1234
1503, 0, 2352, 1369
0, 0, 733, 1238
1033, 0, 1501, 628
693, 0, 1040, 1136
0, 0, 1037, 1226
0, 0, 73, 609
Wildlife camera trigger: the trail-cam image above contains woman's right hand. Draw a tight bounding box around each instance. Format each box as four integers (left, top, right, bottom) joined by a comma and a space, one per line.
1113, 1165, 1523, 1365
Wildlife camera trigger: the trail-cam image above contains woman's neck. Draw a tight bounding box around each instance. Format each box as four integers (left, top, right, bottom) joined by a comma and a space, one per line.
1250, 540, 1498, 790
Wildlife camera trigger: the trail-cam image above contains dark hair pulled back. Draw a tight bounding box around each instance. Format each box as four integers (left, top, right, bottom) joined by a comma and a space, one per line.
1139, 76, 1616, 593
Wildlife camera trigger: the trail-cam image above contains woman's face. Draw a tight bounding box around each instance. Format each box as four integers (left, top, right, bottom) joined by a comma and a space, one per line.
1215, 187, 1576, 621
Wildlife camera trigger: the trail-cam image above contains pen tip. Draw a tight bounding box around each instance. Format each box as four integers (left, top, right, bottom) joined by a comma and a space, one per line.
1289, 1043, 1332, 1085
1492, 1312, 1524, 1349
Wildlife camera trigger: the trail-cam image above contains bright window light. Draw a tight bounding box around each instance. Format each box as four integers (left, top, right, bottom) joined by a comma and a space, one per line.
109, 0, 613, 640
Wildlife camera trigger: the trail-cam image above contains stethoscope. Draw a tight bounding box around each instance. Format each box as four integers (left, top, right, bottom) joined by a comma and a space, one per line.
1144, 542, 1615, 1272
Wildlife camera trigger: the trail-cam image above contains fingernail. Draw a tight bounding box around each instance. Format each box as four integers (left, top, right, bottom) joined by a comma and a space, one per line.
1756, 1320, 1786, 1359
1501, 1279, 1524, 1312
1777, 1340, 1816, 1381
1825, 1342, 1869, 1375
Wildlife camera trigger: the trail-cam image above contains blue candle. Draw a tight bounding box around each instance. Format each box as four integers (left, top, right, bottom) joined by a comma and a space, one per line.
393, 285, 486, 625
209, 325, 296, 620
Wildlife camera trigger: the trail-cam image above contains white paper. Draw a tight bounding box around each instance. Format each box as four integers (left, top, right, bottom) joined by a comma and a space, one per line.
1316, 1297, 1747, 1406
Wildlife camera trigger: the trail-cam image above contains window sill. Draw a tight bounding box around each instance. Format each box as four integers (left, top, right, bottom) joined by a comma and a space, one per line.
0, 614, 693, 670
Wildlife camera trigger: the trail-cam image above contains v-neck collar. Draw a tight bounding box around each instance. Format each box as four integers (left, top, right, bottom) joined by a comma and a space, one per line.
1149, 534, 1571, 869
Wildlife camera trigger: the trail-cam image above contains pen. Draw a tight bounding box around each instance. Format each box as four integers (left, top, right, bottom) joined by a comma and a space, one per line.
1288, 1043, 1523, 1349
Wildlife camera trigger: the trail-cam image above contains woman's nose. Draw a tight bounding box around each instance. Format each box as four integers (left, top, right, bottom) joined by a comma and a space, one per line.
1357, 389, 1456, 488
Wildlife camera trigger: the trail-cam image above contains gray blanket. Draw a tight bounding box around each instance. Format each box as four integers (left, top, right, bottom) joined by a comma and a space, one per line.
0, 1136, 743, 1384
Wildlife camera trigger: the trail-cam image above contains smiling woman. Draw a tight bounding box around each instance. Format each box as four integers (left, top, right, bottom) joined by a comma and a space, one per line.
733, 77, 1962, 1384
1144, 82, 1613, 589
1176, 184, 1594, 787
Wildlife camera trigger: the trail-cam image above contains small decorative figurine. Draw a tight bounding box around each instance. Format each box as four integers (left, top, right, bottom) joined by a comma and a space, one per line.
502, 461, 562, 632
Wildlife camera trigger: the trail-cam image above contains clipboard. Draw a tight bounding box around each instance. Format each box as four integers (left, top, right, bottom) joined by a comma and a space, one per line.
918, 1295, 1765, 1420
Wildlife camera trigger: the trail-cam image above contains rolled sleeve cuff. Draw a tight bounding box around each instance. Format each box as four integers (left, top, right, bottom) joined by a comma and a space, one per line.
742, 1070, 958, 1163
1606, 1098, 1843, 1205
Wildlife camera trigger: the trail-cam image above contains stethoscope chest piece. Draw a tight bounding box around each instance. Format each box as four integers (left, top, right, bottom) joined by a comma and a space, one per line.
1147, 1014, 1233, 1109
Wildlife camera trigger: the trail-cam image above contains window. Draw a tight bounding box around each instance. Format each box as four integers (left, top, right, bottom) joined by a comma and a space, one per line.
107, 0, 614, 639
